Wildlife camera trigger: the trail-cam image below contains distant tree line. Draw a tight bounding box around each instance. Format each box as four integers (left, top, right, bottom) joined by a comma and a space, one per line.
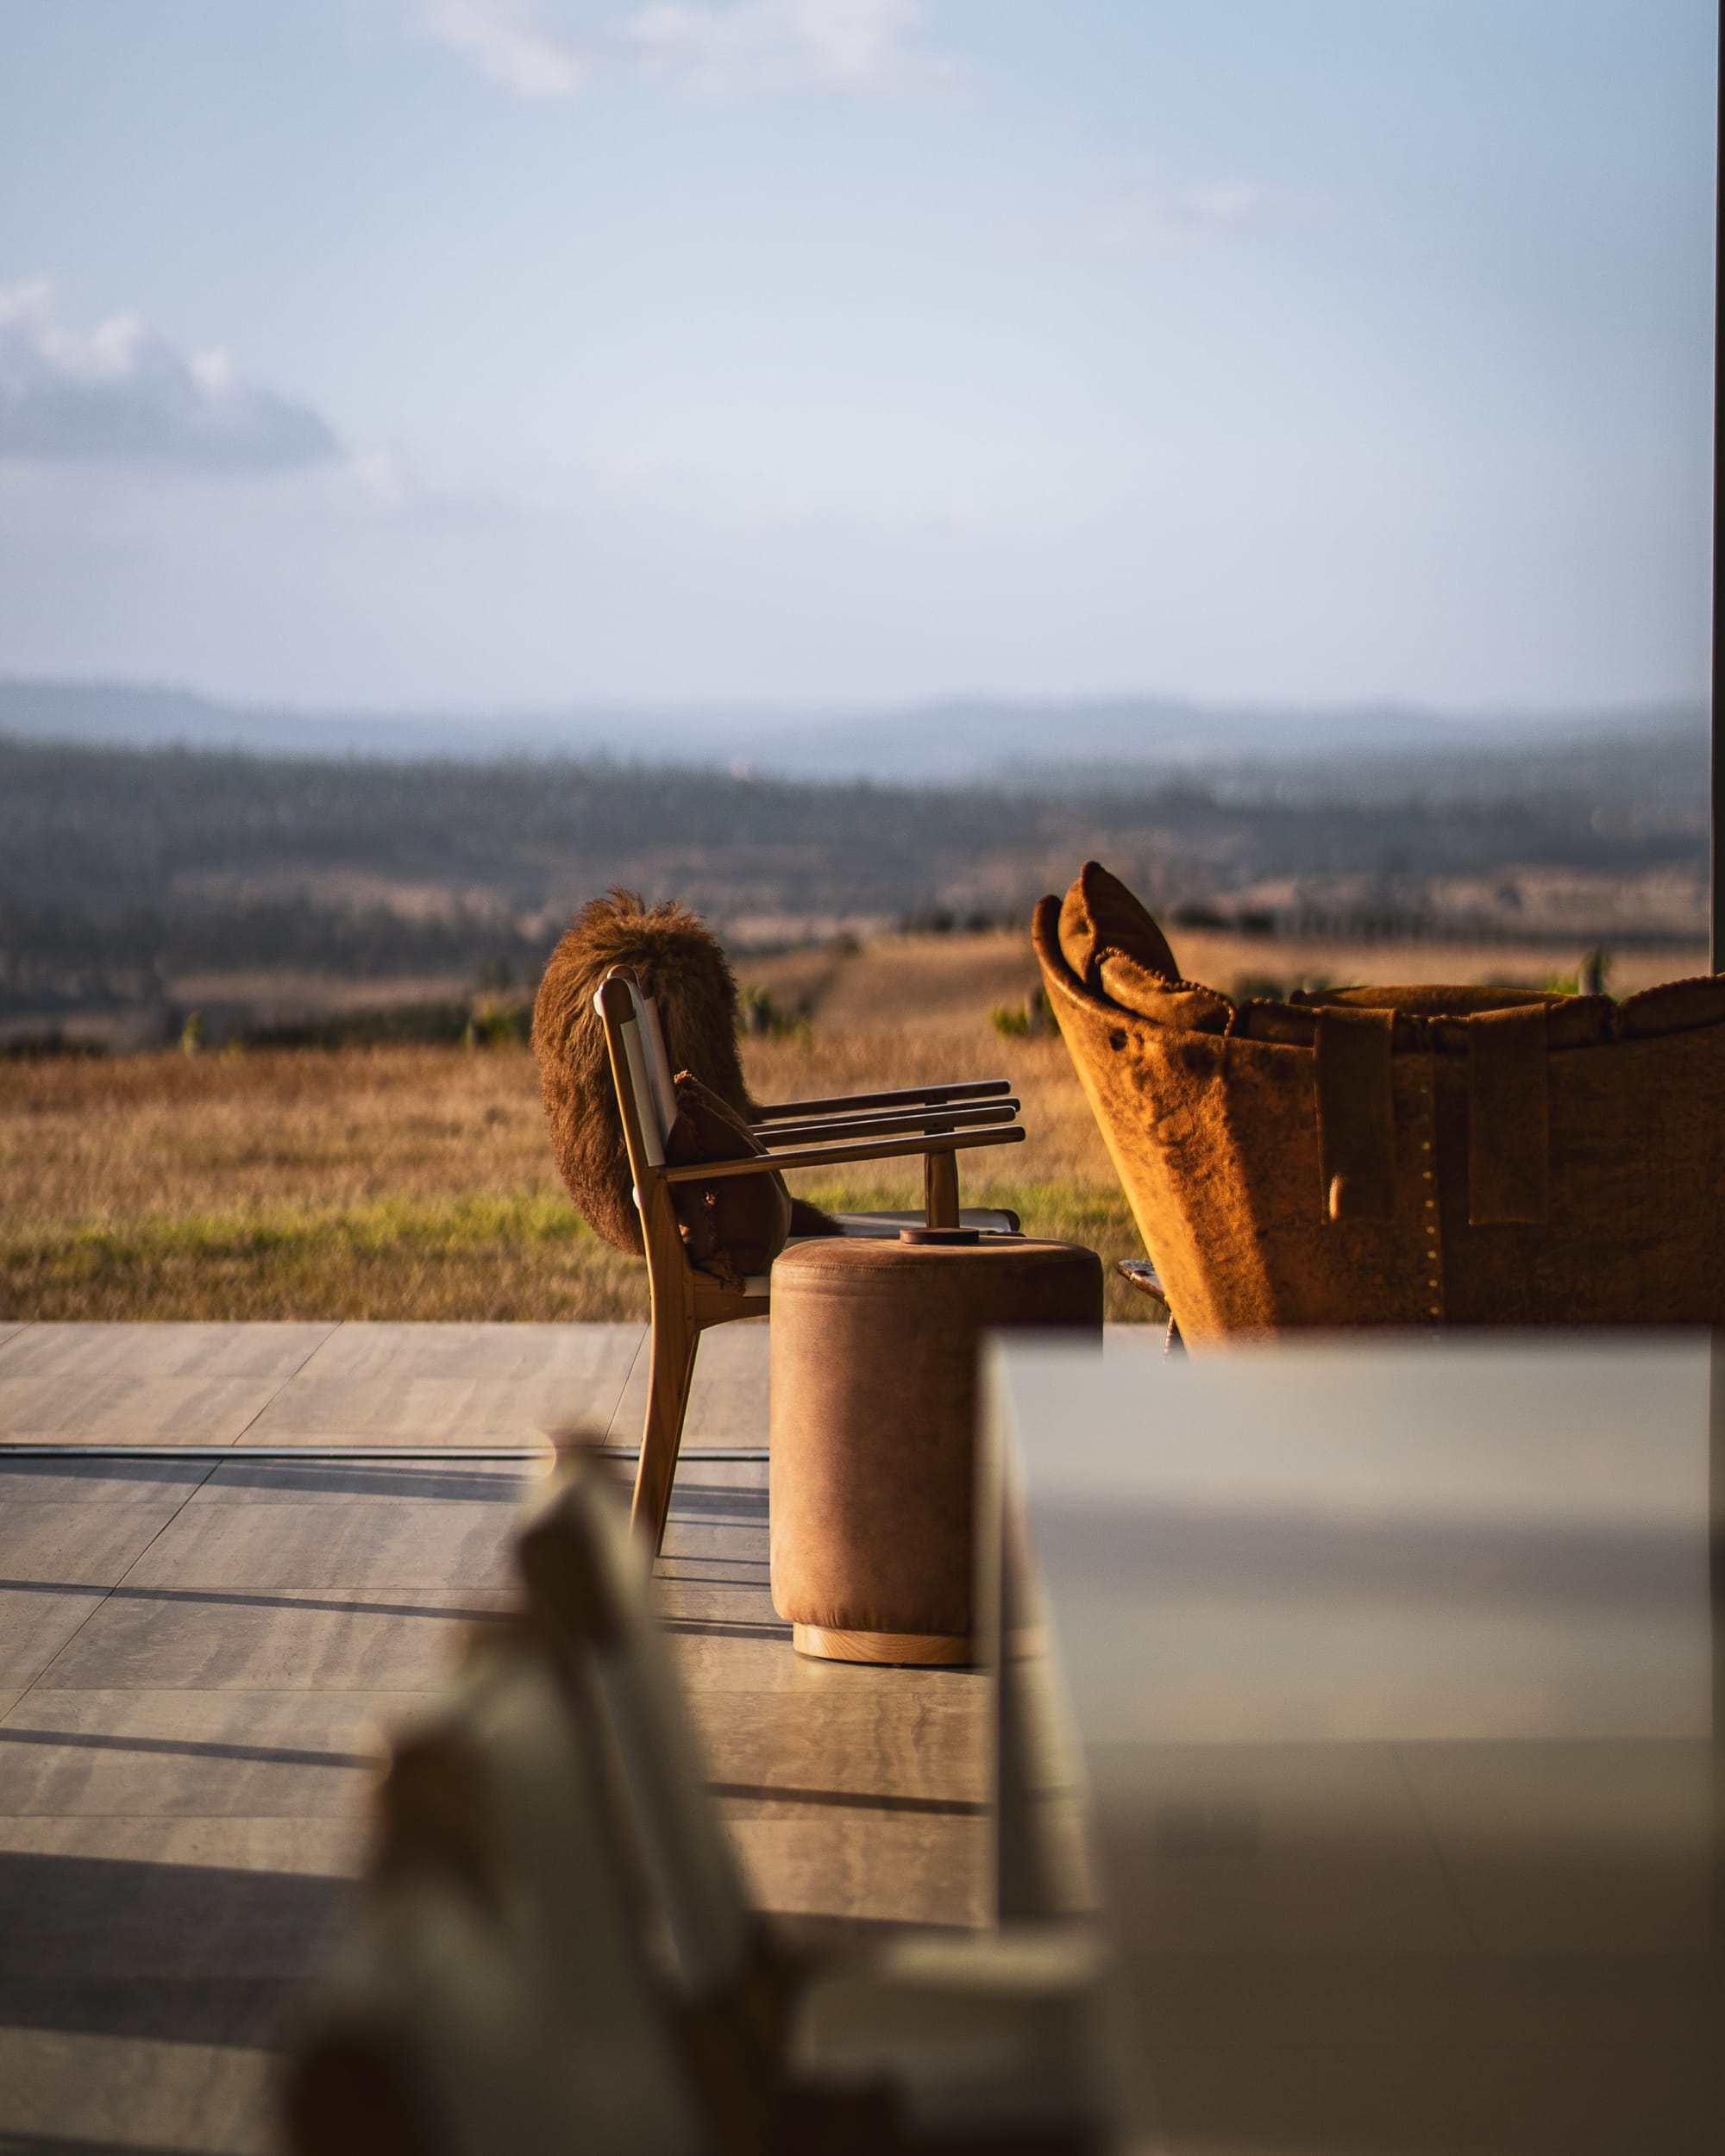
0, 734, 1707, 1012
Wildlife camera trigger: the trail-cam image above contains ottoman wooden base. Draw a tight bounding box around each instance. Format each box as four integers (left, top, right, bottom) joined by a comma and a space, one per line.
792, 1623, 972, 1667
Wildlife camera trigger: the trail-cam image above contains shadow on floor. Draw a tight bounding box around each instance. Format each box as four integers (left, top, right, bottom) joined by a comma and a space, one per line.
0, 1850, 352, 2048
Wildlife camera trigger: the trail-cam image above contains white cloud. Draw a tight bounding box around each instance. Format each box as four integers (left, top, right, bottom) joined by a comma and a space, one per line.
405, 0, 946, 100
413, 0, 583, 97
625, 0, 941, 98
0, 282, 340, 468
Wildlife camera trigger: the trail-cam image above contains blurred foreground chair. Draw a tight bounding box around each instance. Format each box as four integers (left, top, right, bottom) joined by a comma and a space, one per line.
597, 968, 1026, 1551
285, 1457, 1115, 2156
284, 1643, 711, 2156
1034, 862, 1725, 1342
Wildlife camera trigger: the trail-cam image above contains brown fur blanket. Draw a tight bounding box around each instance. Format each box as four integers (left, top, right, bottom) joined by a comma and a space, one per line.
533, 889, 756, 1253
533, 887, 836, 1254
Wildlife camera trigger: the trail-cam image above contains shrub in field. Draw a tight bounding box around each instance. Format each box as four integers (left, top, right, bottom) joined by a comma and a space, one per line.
739, 987, 811, 1043
989, 987, 1051, 1038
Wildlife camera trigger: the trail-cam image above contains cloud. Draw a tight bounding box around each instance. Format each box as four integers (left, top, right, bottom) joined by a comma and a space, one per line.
407, 0, 947, 100
413, 0, 583, 96
0, 282, 341, 468
624, 0, 944, 98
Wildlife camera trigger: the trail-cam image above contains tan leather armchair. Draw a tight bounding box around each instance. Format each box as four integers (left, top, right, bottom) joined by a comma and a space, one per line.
1035, 862, 1725, 1341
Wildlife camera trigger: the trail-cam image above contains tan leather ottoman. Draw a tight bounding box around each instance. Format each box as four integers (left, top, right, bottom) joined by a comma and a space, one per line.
768, 1233, 1103, 1664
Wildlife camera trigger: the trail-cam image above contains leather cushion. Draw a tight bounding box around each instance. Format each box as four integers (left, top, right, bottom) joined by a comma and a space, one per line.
1240, 990, 1614, 1051
1293, 983, 1563, 1016
1057, 860, 1182, 987
666, 1072, 792, 1288
1098, 950, 1232, 1032
1615, 975, 1725, 1039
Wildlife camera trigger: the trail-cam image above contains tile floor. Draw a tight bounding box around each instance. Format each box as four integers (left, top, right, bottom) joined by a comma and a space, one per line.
0, 1323, 988, 2154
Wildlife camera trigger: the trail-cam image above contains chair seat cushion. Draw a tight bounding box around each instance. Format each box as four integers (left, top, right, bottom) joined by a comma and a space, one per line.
667, 1073, 792, 1289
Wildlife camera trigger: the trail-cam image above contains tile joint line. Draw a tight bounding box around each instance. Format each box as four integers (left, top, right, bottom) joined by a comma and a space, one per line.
0, 1443, 767, 1462
223, 1320, 347, 1447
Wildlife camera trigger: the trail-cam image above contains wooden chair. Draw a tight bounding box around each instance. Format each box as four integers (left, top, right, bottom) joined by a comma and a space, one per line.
285, 1641, 712, 2156
595, 967, 1028, 1552
517, 1457, 1117, 2153
288, 1458, 1114, 2153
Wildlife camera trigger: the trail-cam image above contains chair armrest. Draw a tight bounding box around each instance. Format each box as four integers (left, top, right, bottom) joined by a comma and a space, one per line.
751, 1079, 1012, 1123
660, 1125, 1026, 1182
754, 1100, 1019, 1147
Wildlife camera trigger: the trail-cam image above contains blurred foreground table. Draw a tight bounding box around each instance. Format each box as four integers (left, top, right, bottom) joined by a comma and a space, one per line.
984, 1334, 1724, 2155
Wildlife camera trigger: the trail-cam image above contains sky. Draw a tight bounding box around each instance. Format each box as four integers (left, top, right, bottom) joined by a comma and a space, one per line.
0, 0, 1716, 720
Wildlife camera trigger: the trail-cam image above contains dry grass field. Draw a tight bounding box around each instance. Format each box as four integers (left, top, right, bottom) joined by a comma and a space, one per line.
0, 1027, 1138, 1322
2, 926, 1703, 1326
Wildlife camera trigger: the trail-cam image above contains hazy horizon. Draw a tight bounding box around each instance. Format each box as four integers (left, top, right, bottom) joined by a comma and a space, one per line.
0, 668, 1707, 790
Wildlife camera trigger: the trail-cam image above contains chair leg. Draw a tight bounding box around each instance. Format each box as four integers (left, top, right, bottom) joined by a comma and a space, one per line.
630, 1301, 699, 1557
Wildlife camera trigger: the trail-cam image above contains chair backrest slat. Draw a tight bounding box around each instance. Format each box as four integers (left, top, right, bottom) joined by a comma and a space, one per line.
633, 986, 681, 1139
520, 1466, 756, 2003
618, 1015, 668, 1169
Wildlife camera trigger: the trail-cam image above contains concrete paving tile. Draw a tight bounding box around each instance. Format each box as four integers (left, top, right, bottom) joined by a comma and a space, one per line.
0, 1581, 112, 1692
294, 1319, 643, 1382
724, 1810, 985, 1930
659, 1518, 773, 1566
602, 1325, 649, 1443
665, 1457, 770, 1493
0, 1374, 284, 1442
663, 1476, 768, 1524
0, 1321, 336, 1380
0, 1839, 351, 1984
607, 1319, 770, 1449
122, 1498, 521, 1592
0, 1319, 31, 1357
239, 1373, 615, 1444
651, 1574, 783, 1628
0, 1455, 213, 1504
688, 1682, 988, 1807
239, 1322, 645, 1448
41, 1583, 517, 1692
0, 2026, 279, 2153
194, 1454, 552, 1504
0, 1501, 190, 1588
668, 1629, 826, 1687
0, 1812, 367, 1878
0, 1690, 409, 1818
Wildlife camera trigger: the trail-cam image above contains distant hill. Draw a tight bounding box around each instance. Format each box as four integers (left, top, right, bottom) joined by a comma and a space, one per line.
0, 674, 1706, 785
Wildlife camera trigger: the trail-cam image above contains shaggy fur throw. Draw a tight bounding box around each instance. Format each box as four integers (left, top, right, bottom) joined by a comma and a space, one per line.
533, 887, 838, 1255
533, 889, 757, 1254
